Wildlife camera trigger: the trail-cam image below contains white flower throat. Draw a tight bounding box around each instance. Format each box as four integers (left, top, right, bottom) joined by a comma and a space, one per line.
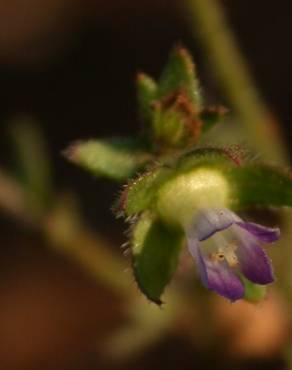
207, 231, 238, 268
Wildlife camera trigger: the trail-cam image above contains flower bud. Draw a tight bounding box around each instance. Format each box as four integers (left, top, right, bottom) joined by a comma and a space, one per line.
156, 168, 230, 228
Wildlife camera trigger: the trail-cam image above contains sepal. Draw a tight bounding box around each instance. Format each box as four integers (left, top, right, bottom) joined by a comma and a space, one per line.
65, 137, 152, 181
131, 211, 183, 304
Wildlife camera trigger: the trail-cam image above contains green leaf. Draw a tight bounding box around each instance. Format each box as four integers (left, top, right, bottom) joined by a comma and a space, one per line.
136, 73, 158, 123
241, 276, 267, 302
131, 212, 183, 303
228, 164, 292, 209
158, 45, 202, 108
123, 166, 172, 216
65, 137, 152, 182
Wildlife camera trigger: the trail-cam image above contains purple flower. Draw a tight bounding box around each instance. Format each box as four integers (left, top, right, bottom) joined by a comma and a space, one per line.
186, 209, 280, 301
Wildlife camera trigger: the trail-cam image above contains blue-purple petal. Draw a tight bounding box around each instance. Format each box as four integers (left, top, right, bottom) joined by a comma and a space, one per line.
186, 233, 244, 301
236, 222, 280, 243
186, 208, 279, 300
236, 237, 274, 284
196, 209, 240, 241
204, 260, 244, 301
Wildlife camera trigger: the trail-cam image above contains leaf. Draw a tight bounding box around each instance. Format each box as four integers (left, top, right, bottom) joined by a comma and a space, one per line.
131, 212, 183, 303
228, 164, 292, 209
65, 137, 152, 181
241, 275, 267, 302
157, 45, 202, 108
136, 73, 158, 123
123, 166, 172, 216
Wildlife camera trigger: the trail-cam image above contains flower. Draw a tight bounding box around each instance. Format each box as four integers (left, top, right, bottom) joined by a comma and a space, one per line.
185, 209, 280, 301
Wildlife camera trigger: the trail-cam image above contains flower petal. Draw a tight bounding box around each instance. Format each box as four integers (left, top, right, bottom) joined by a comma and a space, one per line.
204, 260, 244, 301
236, 222, 280, 243
186, 235, 208, 287
186, 233, 244, 301
196, 208, 240, 241
235, 229, 274, 284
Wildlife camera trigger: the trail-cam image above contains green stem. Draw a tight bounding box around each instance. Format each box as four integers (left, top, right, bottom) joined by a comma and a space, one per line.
185, 0, 287, 163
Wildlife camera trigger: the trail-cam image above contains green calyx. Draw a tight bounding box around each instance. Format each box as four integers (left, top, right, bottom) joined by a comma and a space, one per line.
122, 147, 235, 221
156, 168, 231, 228
122, 146, 292, 231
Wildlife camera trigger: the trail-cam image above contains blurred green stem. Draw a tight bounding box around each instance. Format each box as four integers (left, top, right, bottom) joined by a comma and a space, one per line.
0, 169, 193, 360
0, 169, 35, 225
44, 195, 135, 296
10, 118, 53, 214
185, 0, 287, 163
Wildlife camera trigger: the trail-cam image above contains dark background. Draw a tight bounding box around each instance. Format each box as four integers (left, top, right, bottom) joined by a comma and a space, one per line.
0, 0, 291, 237
0, 0, 291, 236
0, 1, 290, 369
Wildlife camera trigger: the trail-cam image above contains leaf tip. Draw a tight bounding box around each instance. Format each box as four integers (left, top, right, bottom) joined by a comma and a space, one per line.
172, 43, 195, 74
62, 140, 83, 164
132, 266, 164, 305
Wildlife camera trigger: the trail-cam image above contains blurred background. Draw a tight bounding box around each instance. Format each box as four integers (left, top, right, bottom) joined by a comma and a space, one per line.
0, 0, 291, 369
